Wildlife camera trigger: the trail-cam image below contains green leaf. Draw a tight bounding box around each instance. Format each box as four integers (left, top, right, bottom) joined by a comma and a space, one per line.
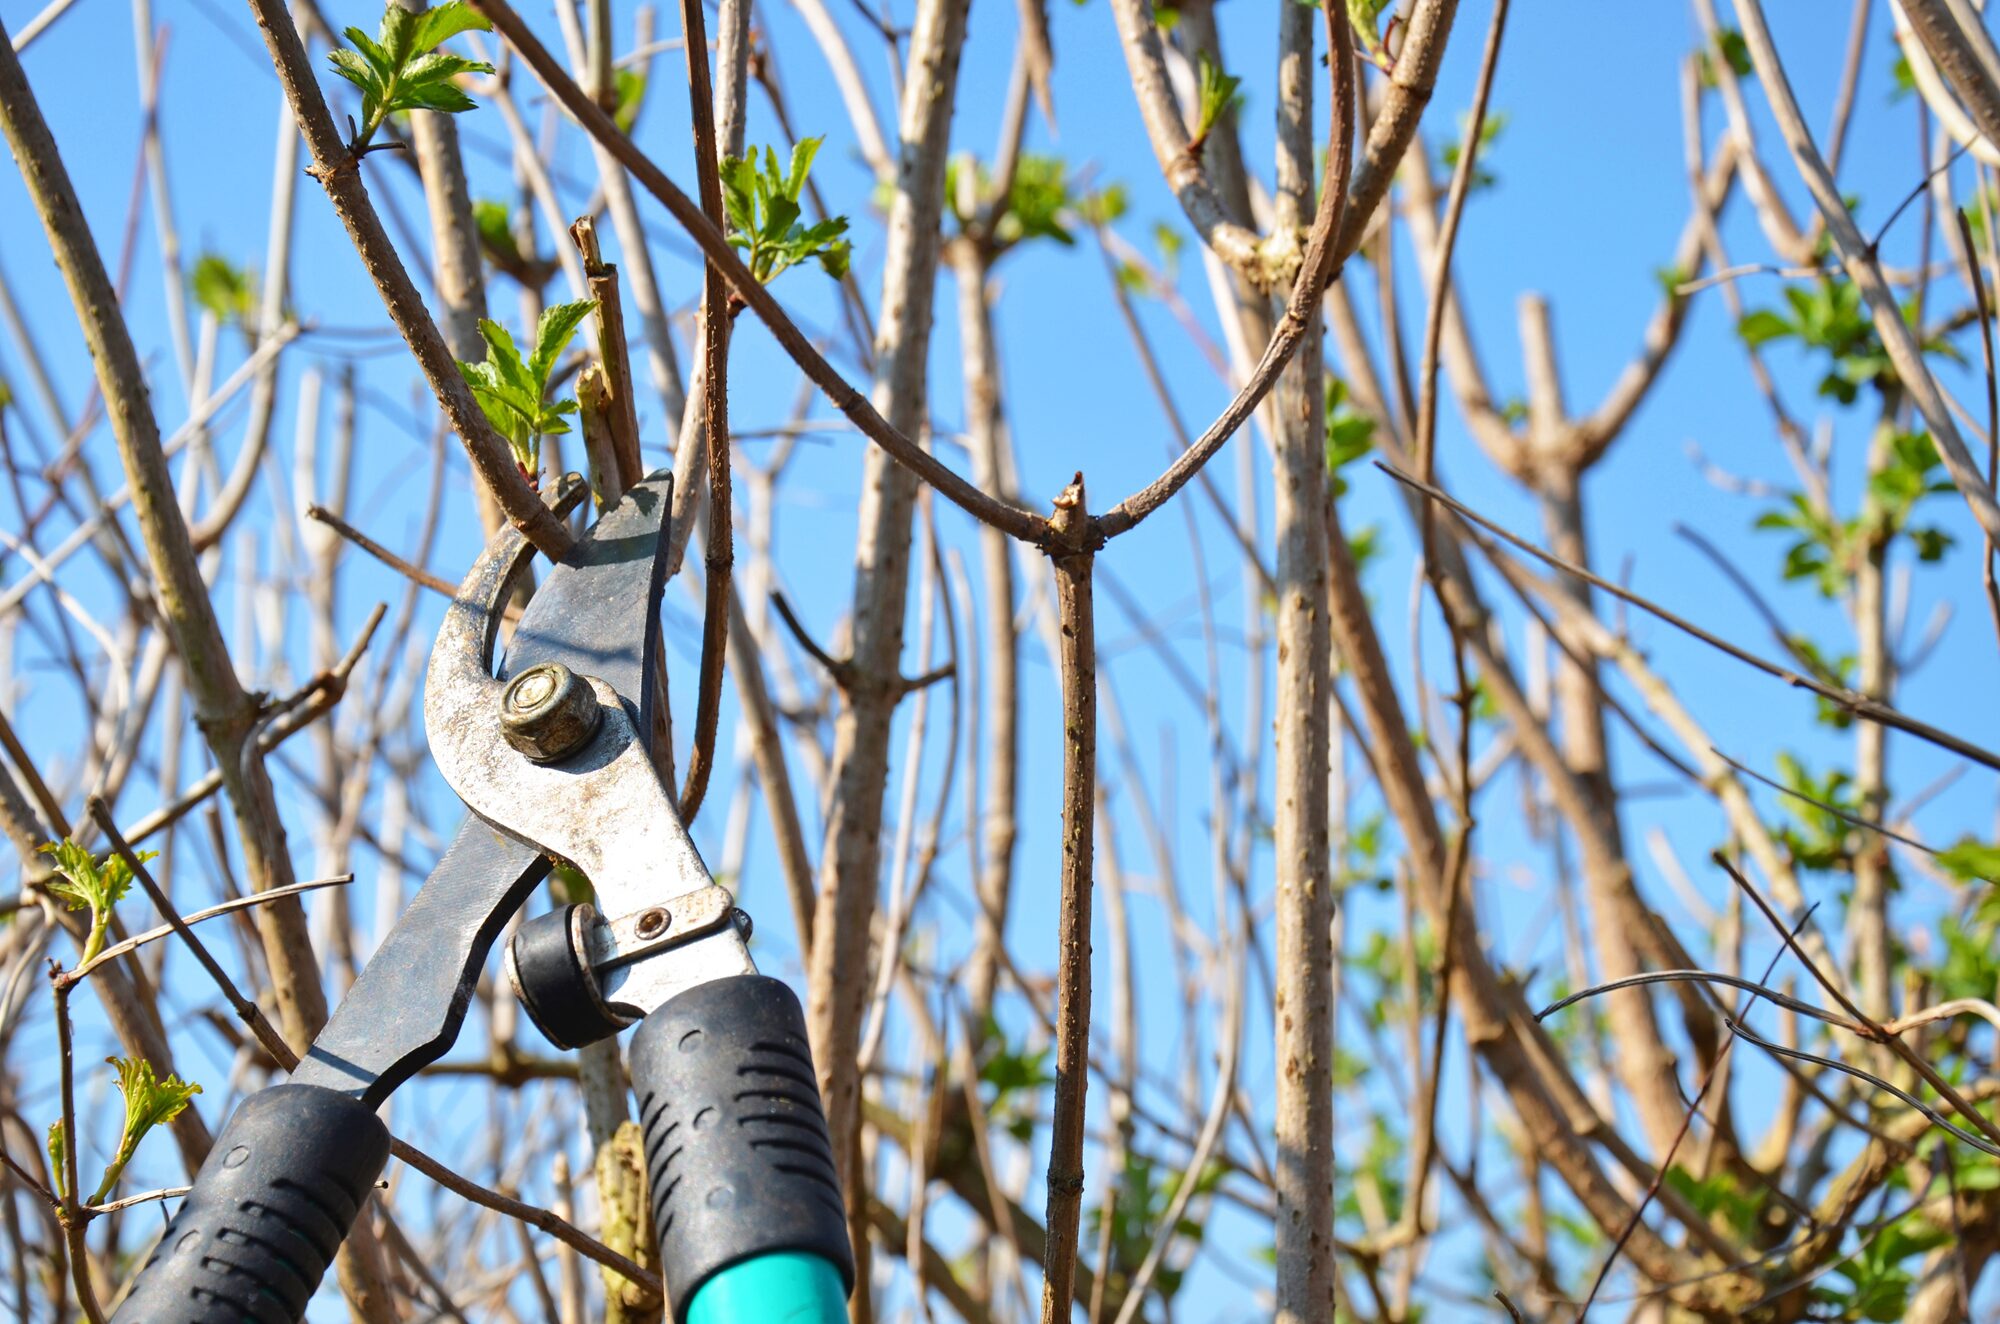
191, 253, 257, 325
999, 154, 1075, 248
328, 46, 383, 102
1940, 838, 2000, 883
1737, 308, 1794, 348
39, 839, 109, 915
1193, 52, 1242, 148
1910, 526, 1954, 561
46, 1120, 66, 1200
476, 319, 535, 400
1324, 377, 1376, 495
472, 198, 523, 265
612, 69, 647, 135
1074, 182, 1128, 228
411, 0, 490, 52
377, 4, 421, 66
344, 26, 394, 81
530, 300, 598, 388
1890, 53, 1915, 102
785, 136, 823, 200
1698, 28, 1753, 86
91, 1057, 202, 1205
1436, 110, 1508, 193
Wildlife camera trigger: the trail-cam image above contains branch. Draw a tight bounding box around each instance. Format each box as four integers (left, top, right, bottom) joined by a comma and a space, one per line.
674, 0, 733, 825
465, 0, 1049, 546
238, 0, 573, 560
1735, 0, 2000, 550
1093, 0, 1357, 539
1038, 475, 1096, 1321
1381, 464, 2000, 772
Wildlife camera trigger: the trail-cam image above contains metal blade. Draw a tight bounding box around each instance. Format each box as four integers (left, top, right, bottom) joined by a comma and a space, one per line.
295, 819, 548, 1105
298, 476, 692, 1103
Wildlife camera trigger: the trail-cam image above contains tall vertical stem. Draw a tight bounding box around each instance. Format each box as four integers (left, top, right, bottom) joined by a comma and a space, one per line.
1039, 475, 1096, 1323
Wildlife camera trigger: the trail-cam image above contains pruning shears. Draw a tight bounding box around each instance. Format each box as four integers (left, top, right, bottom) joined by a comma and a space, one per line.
115, 472, 853, 1323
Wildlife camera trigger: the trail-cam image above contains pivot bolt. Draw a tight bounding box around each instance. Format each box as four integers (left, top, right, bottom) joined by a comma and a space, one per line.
499, 662, 602, 762
634, 908, 670, 940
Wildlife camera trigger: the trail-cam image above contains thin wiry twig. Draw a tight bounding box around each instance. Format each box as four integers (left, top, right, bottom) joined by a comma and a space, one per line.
1572, 902, 1815, 1321
305, 504, 454, 596
1380, 463, 2000, 772
1958, 205, 2000, 654
1714, 851, 2000, 1153
1709, 746, 1949, 863
1724, 1016, 2000, 1157
64, 875, 353, 984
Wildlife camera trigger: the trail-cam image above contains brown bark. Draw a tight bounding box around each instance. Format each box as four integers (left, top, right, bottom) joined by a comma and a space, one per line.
803, 0, 970, 1301
1039, 476, 1095, 1322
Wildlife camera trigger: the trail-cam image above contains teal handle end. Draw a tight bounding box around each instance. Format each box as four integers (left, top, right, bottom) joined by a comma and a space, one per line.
685, 1251, 848, 1324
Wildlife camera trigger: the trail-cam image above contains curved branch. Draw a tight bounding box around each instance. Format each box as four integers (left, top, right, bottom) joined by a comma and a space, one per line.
1736, 0, 2000, 551
1102, 0, 1264, 275
239, 0, 573, 560
1094, 0, 1356, 540
466, 0, 1051, 546
1894, 0, 2000, 167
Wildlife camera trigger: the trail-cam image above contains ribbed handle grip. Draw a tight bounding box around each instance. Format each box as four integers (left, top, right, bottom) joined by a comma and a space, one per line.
114, 1084, 389, 1323
628, 975, 853, 1323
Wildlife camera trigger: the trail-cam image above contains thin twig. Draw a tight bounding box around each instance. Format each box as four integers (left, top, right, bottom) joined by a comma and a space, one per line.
64, 875, 354, 985
1381, 464, 2000, 771
1039, 474, 1096, 1322
674, 0, 733, 825
1573, 903, 1815, 1320
305, 504, 455, 595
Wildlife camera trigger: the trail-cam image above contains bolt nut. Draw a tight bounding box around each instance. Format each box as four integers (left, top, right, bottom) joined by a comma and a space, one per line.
499, 662, 602, 762
634, 908, 670, 940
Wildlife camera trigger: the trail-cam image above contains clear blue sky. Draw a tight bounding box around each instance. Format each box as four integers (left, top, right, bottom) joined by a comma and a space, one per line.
3, 0, 1994, 1316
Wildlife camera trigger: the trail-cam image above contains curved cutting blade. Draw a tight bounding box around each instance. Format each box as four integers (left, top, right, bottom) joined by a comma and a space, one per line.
299, 475, 694, 1103
423, 472, 720, 983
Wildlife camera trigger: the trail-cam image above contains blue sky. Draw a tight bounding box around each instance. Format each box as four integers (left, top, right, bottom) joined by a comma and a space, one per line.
4, 0, 1997, 1317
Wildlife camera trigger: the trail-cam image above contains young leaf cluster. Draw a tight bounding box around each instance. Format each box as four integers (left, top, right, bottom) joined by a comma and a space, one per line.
1083, 1151, 1224, 1300
1754, 432, 1955, 600
612, 69, 647, 135
1812, 1211, 1952, 1321
1737, 277, 1959, 405
1437, 110, 1509, 193
39, 839, 156, 966
720, 139, 851, 285
973, 1015, 1054, 1144
456, 301, 597, 478
191, 254, 258, 328
1188, 53, 1243, 158
328, 0, 494, 153
943, 154, 1084, 252
1772, 752, 1862, 873
89, 1057, 202, 1205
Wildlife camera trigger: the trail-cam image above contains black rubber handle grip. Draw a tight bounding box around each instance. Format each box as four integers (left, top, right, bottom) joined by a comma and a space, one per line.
629, 974, 854, 1322
114, 1083, 390, 1323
